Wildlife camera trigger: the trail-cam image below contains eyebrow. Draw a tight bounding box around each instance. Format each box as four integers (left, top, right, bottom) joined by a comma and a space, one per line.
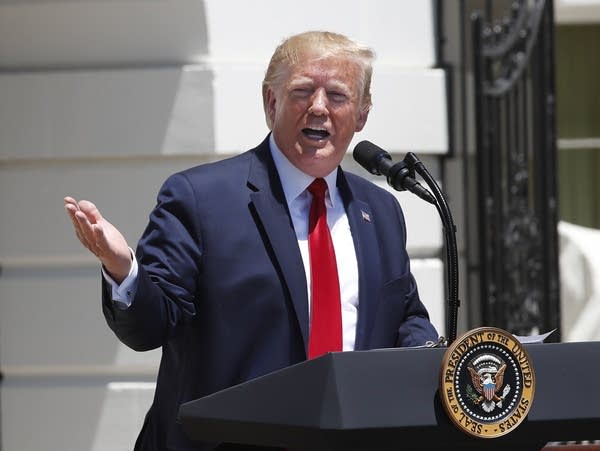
288, 77, 352, 94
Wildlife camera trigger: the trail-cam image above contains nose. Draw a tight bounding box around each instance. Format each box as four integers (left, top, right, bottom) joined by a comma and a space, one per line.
308, 88, 328, 115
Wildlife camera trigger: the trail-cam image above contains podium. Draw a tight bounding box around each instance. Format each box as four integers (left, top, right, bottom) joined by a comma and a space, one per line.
178, 342, 600, 450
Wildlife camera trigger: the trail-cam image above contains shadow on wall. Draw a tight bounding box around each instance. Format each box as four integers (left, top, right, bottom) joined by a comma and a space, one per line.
0, 2, 213, 450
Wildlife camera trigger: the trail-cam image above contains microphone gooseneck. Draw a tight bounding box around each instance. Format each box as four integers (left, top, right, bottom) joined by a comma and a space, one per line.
353, 141, 460, 344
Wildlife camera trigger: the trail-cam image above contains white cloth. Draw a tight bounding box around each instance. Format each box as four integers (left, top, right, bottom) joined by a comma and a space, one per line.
101, 248, 137, 309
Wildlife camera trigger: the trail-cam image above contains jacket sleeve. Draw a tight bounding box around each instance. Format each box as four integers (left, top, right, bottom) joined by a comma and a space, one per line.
102, 172, 202, 351
395, 271, 439, 347
390, 194, 439, 347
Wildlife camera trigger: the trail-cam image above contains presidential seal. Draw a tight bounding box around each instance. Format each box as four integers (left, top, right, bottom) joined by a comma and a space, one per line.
440, 327, 535, 438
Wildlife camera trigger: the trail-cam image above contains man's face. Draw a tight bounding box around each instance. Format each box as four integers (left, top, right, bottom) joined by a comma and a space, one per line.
266, 57, 369, 178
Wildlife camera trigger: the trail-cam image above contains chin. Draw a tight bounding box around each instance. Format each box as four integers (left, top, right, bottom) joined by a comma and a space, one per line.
302, 154, 343, 177
305, 142, 338, 156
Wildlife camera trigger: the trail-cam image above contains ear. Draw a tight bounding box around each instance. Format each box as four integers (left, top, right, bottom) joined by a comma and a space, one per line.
355, 105, 370, 132
266, 87, 278, 129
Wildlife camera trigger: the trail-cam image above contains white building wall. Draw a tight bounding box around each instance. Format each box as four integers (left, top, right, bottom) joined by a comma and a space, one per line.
0, 1, 448, 449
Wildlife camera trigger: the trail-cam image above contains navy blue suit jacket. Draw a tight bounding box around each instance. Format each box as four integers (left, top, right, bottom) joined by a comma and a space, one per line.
102, 135, 438, 450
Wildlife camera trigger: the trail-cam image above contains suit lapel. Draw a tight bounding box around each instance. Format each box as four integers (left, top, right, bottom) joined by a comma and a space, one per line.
245, 140, 382, 352
247, 139, 310, 349
338, 171, 381, 350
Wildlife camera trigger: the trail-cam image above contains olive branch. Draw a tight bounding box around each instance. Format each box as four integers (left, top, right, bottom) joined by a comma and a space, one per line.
466, 384, 480, 403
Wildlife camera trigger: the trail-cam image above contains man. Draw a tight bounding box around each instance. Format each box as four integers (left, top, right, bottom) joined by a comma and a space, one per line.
65, 31, 438, 450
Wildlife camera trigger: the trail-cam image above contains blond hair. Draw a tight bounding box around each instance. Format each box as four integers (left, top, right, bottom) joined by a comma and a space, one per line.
262, 31, 375, 128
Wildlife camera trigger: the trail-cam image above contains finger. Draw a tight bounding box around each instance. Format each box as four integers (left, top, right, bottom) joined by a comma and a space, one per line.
78, 200, 103, 224
66, 199, 99, 236
64, 198, 85, 231
74, 210, 101, 252
91, 222, 109, 254
74, 210, 94, 236
64, 203, 78, 221
70, 218, 97, 255
64, 196, 79, 208
65, 203, 88, 244
64, 197, 85, 221
64, 197, 102, 256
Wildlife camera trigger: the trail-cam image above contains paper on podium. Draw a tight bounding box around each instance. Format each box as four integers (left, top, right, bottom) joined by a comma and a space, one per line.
514, 329, 556, 344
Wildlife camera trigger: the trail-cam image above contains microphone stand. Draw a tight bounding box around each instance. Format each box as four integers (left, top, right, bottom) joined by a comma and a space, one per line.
403, 153, 460, 345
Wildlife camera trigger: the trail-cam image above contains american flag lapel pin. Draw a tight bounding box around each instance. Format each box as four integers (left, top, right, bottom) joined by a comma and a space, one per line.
361, 210, 371, 223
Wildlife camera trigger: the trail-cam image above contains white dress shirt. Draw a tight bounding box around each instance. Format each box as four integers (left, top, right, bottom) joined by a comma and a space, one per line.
104, 135, 360, 351
269, 135, 359, 351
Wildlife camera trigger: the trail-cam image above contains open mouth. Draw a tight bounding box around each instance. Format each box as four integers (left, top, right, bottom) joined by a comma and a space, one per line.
302, 128, 330, 141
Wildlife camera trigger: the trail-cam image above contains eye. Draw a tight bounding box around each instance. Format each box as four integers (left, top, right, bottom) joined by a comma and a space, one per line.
328, 91, 348, 103
290, 88, 312, 98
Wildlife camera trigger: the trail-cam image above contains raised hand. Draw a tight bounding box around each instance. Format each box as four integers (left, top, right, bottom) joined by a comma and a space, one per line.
64, 196, 132, 284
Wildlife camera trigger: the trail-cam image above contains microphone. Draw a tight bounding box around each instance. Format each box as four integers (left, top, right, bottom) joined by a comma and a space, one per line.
353, 141, 435, 204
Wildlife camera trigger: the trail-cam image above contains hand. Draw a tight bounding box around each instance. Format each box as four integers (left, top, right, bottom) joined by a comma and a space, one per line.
64, 196, 132, 284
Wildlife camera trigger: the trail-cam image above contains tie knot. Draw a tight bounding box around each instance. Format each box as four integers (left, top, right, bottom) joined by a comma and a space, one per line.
308, 178, 328, 199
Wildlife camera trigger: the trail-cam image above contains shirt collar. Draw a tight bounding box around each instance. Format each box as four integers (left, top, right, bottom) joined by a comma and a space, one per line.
269, 134, 339, 208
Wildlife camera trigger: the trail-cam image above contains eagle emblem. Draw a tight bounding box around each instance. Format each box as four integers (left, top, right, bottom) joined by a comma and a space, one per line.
440, 327, 535, 438
467, 354, 511, 413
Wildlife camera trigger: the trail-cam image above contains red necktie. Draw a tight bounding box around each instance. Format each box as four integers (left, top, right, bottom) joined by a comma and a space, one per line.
307, 178, 342, 359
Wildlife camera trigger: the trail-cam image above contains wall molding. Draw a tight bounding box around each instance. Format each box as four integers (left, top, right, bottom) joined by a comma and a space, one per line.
558, 137, 600, 149
2, 364, 157, 380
